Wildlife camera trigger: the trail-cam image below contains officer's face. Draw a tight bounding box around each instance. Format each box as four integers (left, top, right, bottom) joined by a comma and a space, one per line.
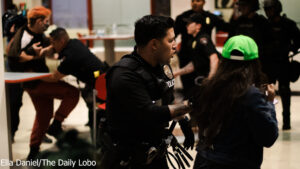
156, 28, 176, 64
264, 7, 276, 19
237, 3, 252, 16
50, 37, 64, 53
186, 22, 201, 35
191, 0, 205, 12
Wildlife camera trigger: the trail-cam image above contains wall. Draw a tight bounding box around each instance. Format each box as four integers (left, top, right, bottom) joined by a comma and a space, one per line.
92, 0, 150, 47
0, 1, 10, 168
13, 0, 42, 9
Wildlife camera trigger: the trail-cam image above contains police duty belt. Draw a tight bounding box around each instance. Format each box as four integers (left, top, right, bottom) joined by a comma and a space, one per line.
145, 121, 194, 169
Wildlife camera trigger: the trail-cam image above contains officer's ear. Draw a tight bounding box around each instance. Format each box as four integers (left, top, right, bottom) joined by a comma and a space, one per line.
149, 38, 160, 51
196, 23, 202, 31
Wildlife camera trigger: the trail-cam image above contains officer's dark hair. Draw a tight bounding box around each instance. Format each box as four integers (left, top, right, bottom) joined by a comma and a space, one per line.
191, 57, 267, 149
238, 0, 260, 12
50, 27, 69, 41
264, 0, 282, 14
134, 15, 174, 47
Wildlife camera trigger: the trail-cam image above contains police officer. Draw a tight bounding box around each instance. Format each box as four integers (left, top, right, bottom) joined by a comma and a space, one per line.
174, 13, 219, 90
229, 0, 272, 70
101, 15, 192, 169
263, 0, 300, 130
175, 0, 230, 98
43, 27, 109, 132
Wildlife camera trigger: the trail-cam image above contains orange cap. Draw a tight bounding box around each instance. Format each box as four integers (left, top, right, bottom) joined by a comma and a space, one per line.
27, 6, 51, 20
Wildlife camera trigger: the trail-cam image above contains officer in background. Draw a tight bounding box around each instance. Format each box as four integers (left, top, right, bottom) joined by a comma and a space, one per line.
263, 0, 300, 130
101, 15, 192, 169
43, 27, 109, 132
175, 0, 230, 99
174, 13, 219, 91
229, 0, 272, 72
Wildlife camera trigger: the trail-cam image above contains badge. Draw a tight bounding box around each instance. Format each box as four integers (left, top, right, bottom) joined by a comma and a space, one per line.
93, 70, 100, 78
206, 17, 210, 25
163, 65, 174, 80
200, 38, 208, 45
192, 40, 197, 49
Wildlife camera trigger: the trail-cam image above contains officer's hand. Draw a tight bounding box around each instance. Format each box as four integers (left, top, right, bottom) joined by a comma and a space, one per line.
168, 103, 192, 119
179, 118, 195, 150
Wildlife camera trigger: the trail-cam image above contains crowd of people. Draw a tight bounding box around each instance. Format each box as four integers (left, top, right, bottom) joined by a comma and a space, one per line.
2, 0, 300, 169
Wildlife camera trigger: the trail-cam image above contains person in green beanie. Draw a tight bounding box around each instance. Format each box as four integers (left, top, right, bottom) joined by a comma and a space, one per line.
191, 35, 278, 169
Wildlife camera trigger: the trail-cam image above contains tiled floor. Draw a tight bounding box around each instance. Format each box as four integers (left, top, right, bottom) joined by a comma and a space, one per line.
10, 75, 300, 169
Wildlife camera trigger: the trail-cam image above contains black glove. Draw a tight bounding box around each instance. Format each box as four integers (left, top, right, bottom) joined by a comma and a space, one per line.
179, 117, 194, 150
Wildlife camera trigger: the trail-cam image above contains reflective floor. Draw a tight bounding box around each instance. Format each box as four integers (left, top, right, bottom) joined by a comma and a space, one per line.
10, 77, 300, 169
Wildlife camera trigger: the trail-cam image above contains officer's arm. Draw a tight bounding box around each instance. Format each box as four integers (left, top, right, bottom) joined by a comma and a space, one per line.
42, 70, 66, 82
290, 21, 300, 53
40, 45, 56, 58
173, 62, 194, 78
112, 69, 189, 124
211, 13, 231, 32
207, 53, 219, 79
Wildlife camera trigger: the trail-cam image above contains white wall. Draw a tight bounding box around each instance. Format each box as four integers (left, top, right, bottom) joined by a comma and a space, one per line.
92, 0, 150, 28
0, 1, 10, 169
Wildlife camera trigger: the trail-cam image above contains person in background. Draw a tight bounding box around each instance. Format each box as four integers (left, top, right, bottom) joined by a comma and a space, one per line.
192, 35, 278, 169
229, 0, 272, 73
174, 0, 230, 99
174, 13, 219, 92
7, 6, 80, 160
263, 0, 300, 130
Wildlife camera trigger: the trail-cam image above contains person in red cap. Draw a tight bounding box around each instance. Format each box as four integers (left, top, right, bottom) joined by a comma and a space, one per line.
7, 6, 80, 160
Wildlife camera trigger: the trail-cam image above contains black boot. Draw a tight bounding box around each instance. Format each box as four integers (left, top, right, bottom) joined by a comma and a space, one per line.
47, 119, 63, 139
27, 146, 39, 160
282, 114, 291, 130
42, 135, 53, 143
280, 85, 291, 130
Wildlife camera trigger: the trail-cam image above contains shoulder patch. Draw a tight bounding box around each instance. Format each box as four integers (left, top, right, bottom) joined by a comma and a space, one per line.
199, 37, 208, 45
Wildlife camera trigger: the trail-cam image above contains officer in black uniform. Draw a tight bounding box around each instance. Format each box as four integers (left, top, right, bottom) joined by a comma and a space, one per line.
175, 0, 230, 98
229, 0, 272, 71
44, 27, 109, 131
263, 0, 300, 130
174, 13, 219, 92
101, 15, 192, 169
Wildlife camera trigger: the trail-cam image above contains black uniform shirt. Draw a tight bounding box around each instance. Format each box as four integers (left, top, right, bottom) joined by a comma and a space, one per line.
268, 15, 300, 62
106, 51, 174, 144
58, 39, 106, 85
189, 33, 217, 77
229, 14, 272, 62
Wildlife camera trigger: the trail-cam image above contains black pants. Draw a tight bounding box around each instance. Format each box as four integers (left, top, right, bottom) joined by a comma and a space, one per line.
81, 83, 94, 127
81, 83, 105, 139
6, 83, 24, 138
263, 61, 291, 126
